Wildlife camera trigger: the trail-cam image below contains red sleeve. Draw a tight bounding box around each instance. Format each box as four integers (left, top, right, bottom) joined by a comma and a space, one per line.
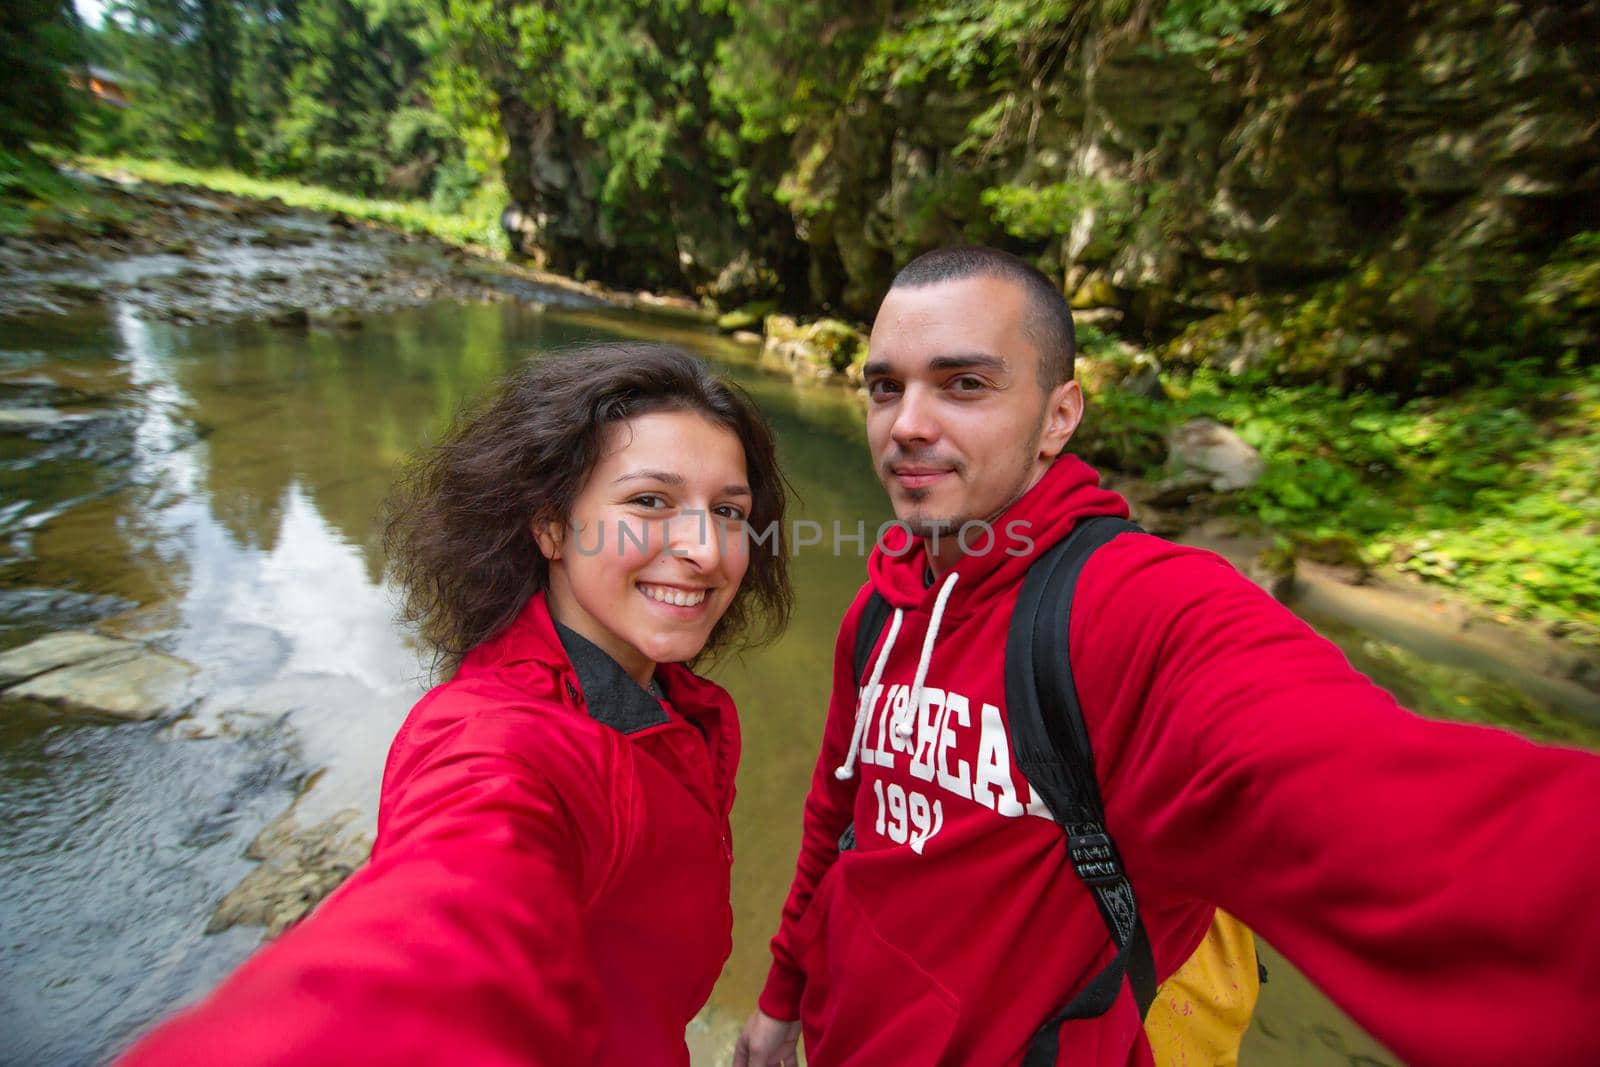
757, 586, 875, 1021
117, 705, 612, 1066
1073, 538, 1600, 1067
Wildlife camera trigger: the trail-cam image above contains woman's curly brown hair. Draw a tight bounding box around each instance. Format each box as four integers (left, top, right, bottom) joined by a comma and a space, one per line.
384, 342, 792, 677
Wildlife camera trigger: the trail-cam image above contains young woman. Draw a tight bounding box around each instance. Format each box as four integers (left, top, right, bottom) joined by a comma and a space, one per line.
120, 343, 792, 1066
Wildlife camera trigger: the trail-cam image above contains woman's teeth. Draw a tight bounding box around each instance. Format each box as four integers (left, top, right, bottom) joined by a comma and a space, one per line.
640, 584, 706, 607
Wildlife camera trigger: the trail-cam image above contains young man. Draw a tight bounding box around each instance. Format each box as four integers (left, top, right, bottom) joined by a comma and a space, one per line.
735, 247, 1600, 1067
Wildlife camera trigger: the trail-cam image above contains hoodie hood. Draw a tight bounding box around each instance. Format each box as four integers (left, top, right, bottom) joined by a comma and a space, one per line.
866, 454, 1128, 619
835, 455, 1126, 783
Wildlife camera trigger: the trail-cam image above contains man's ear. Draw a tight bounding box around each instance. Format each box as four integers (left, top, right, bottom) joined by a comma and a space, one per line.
1039, 379, 1084, 462
532, 517, 563, 561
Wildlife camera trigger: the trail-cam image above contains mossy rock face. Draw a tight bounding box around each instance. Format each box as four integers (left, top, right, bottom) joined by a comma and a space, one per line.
1070, 270, 1119, 310
761, 315, 869, 376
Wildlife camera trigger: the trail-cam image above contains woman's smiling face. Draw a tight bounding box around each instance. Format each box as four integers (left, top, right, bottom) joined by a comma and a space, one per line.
538, 409, 753, 684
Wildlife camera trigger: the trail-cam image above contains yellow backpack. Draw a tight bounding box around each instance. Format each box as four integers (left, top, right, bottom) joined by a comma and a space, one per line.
1144, 909, 1259, 1066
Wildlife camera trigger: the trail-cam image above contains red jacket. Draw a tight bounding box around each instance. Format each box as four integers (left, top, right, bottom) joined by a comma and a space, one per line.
121, 593, 740, 1066
759, 456, 1600, 1066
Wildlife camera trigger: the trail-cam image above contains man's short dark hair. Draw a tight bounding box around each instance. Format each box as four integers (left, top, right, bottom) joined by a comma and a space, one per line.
889, 246, 1076, 388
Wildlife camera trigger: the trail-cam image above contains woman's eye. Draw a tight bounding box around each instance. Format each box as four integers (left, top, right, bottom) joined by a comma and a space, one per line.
628, 494, 666, 509
714, 504, 748, 521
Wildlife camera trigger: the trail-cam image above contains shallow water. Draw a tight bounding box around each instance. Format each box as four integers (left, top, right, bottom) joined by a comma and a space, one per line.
1, 295, 1590, 1065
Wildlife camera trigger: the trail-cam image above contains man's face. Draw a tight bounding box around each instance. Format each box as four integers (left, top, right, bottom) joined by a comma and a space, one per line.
864, 275, 1082, 552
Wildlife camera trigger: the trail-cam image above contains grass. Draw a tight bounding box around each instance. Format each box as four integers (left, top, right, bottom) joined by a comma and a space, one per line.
73, 155, 510, 255
1091, 358, 1600, 649
0, 148, 140, 239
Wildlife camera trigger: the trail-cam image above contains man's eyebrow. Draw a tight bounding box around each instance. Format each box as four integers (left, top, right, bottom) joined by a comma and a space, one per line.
929, 353, 1008, 374
863, 353, 1009, 377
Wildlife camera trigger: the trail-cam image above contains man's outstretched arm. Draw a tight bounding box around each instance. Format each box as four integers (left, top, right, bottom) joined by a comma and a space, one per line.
1072, 537, 1600, 1067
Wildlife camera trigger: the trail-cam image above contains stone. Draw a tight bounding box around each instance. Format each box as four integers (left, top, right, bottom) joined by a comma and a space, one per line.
209, 803, 371, 937
0, 408, 96, 433
1070, 270, 1119, 310
0, 631, 137, 686
3, 635, 197, 721
1167, 418, 1265, 492
267, 307, 310, 329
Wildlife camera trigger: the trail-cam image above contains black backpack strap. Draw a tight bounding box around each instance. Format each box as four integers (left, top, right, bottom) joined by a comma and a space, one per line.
1005, 516, 1156, 1066
852, 590, 893, 687
838, 591, 893, 854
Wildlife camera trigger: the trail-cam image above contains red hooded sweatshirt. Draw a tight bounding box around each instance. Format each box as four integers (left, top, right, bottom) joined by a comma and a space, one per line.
758, 455, 1600, 1066
120, 592, 740, 1066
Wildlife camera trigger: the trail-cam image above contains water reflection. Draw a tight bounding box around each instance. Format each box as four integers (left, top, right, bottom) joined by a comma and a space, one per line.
1, 294, 1592, 1066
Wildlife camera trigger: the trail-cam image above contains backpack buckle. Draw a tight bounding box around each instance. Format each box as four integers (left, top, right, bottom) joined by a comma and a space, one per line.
1067, 829, 1123, 886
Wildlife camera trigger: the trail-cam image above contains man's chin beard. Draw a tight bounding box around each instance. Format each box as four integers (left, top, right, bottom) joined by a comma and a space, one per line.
895, 510, 968, 541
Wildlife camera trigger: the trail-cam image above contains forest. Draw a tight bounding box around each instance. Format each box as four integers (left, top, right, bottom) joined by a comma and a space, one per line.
4, 0, 1598, 649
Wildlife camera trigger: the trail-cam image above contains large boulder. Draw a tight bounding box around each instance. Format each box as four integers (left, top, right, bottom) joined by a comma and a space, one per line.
1166, 418, 1265, 493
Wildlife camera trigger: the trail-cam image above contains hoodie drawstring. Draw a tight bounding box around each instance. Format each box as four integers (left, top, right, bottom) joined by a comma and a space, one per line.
835, 571, 960, 780
834, 608, 902, 781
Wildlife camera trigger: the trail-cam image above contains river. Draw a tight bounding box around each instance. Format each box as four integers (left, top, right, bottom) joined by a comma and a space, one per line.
1, 294, 1593, 1066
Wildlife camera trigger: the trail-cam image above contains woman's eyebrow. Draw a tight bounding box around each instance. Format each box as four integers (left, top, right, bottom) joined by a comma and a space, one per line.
614, 469, 685, 486
614, 471, 752, 497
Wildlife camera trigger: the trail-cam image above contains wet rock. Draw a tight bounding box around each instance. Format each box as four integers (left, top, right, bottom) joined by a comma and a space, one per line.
208, 801, 371, 937
1167, 418, 1264, 492
0, 631, 134, 687
0, 407, 94, 433
94, 600, 182, 642
268, 306, 310, 330
0, 631, 198, 720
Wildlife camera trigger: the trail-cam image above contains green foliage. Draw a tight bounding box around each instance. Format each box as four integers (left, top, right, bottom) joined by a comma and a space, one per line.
0, 149, 135, 238
1, 0, 84, 155
97, 0, 457, 195
1153, 0, 1295, 54
983, 178, 1137, 257
1089, 356, 1600, 644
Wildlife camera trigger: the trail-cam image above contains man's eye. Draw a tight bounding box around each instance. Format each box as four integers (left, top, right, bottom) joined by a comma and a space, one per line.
866, 379, 900, 398
950, 375, 986, 392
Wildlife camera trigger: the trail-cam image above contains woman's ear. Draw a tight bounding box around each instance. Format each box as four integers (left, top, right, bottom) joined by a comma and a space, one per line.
532, 517, 563, 561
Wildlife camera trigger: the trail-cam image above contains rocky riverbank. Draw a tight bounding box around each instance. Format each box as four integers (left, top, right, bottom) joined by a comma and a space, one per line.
0, 169, 715, 329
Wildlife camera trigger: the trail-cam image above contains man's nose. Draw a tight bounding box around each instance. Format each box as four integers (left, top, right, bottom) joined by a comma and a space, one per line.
890, 385, 939, 448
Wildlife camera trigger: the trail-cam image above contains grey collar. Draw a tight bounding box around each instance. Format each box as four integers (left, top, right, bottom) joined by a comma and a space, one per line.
553, 621, 669, 735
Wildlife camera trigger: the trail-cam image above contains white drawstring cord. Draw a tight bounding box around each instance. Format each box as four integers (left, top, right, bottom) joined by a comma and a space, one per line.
834, 607, 904, 781
892, 571, 959, 742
